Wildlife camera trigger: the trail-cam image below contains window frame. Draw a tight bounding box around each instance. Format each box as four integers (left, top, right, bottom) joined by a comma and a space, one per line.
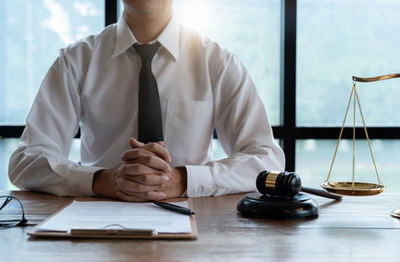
2, 0, 400, 171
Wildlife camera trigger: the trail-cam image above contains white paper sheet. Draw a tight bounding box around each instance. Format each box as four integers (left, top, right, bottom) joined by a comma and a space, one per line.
37, 201, 191, 233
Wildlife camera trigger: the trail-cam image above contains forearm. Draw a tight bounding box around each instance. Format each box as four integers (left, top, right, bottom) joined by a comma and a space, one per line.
185, 144, 284, 197
9, 145, 103, 196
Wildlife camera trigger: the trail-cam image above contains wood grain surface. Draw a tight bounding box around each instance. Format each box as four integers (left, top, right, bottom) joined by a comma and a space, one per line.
1, 190, 399, 262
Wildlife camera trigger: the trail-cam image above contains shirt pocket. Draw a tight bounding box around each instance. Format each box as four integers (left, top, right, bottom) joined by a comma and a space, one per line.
164, 99, 214, 166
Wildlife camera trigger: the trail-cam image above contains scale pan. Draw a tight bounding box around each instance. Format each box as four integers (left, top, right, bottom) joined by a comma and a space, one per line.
391, 209, 400, 218
321, 182, 385, 196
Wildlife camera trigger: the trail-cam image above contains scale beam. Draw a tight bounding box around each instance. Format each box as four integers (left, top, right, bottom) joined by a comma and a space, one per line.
352, 73, 400, 82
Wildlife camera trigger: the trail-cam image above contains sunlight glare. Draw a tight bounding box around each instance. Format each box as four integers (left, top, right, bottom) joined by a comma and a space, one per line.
176, 1, 211, 32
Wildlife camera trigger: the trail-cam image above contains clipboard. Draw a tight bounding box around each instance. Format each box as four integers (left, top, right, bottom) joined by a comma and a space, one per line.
27, 199, 198, 240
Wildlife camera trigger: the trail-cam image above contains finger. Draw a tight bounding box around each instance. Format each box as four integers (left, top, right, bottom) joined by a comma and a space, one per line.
131, 140, 169, 162
121, 144, 171, 164
121, 148, 153, 161
116, 177, 163, 193
120, 155, 171, 173
141, 142, 171, 163
123, 173, 170, 185
121, 147, 171, 166
116, 191, 146, 202
129, 137, 164, 149
118, 163, 169, 176
117, 190, 166, 202
129, 137, 145, 148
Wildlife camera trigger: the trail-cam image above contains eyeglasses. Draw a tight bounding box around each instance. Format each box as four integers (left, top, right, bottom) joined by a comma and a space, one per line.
0, 195, 27, 227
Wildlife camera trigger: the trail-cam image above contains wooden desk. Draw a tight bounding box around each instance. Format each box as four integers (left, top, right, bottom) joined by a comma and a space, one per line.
1, 190, 399, 262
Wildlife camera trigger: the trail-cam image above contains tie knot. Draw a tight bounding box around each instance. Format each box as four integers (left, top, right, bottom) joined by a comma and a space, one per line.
134, 43, 160, 62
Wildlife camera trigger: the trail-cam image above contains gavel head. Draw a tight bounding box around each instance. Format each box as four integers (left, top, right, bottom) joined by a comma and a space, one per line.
256, 170, 302, 198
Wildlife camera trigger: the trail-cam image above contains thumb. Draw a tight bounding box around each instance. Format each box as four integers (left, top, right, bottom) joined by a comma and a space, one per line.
129, 137, 145, 148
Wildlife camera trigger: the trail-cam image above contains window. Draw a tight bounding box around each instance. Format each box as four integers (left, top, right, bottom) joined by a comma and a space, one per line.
0, 0, 105, 124
297, 0, 400, 126
1, 0, 400, 192
296, 0, 400, 191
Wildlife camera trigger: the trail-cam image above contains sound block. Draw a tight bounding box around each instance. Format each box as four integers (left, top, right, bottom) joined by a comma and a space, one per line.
237, 192, 318, 219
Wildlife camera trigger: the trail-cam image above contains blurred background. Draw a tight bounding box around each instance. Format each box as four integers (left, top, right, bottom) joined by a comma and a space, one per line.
1, 0, 400, 191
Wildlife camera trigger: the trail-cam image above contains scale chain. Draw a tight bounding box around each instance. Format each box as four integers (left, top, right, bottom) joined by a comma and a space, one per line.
353, 84, 381, 184
326, 86, 355, 182
353, 83, 356, 189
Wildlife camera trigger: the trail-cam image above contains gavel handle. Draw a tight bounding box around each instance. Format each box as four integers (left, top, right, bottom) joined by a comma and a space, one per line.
301, 187, 342, 200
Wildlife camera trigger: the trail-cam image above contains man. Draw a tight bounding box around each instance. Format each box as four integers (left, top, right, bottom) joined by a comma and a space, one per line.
8, 0, 284, 201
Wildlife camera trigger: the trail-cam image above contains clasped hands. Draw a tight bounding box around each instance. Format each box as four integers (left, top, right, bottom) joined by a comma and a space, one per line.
92, 138, 187, 202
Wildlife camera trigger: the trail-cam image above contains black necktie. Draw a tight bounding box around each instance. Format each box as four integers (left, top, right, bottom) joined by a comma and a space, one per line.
134, 43, 163, 143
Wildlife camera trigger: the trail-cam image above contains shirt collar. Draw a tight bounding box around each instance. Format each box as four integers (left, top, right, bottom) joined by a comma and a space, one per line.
112, 15, 180, 61
156, 16, 180, 61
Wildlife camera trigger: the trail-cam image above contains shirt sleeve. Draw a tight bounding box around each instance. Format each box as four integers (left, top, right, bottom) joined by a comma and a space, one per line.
185, 50, 285, 197
8, 50, 104, 196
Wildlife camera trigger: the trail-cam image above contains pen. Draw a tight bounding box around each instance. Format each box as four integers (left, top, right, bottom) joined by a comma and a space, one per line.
153, 201, 195, 216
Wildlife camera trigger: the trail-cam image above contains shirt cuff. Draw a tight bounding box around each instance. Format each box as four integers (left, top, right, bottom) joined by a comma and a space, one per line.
68, 165, 105, 196
185, 165, 216, 197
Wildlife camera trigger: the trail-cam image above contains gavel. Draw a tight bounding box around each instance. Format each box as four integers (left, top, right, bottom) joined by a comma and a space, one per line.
256, 170, 342, 200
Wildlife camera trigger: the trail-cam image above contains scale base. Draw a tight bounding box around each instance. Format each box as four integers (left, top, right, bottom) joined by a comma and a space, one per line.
237, 192, 318, 219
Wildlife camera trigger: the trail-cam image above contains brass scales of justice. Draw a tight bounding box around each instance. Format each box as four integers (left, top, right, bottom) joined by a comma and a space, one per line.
320, 73, 400, 218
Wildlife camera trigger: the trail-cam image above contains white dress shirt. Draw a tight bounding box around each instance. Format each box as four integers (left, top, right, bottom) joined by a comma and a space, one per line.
8, 16, 285, 197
